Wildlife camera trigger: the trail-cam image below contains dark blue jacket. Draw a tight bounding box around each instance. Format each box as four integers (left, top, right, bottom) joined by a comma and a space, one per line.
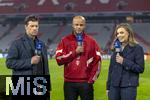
6, 34, 50, 75
107, 44, 144, 90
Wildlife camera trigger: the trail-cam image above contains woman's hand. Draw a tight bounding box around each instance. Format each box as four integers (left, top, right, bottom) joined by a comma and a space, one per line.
116, 53, 124, 64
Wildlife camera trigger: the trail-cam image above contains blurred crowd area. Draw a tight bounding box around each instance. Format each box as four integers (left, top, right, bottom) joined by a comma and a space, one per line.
0, 0, 150, 59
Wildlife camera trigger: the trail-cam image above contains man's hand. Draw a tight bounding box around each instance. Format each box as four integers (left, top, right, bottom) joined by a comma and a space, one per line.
31, 55, 41, 64
76, 46, 84, 54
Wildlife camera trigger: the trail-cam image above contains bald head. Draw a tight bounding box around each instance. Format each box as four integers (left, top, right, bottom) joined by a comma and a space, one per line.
72, 16, 86, 23
72, 16, 86, 35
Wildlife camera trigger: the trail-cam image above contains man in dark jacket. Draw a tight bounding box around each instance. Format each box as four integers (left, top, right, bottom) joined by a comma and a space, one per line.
6, 15, 51, 100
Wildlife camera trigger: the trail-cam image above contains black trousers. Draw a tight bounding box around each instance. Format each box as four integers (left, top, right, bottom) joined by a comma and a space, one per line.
108, 86, 137, 100
64, 82, 94, 100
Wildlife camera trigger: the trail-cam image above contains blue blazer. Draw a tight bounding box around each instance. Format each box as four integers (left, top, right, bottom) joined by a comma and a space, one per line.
6, 34, 50, 75
107, 44, 144, 90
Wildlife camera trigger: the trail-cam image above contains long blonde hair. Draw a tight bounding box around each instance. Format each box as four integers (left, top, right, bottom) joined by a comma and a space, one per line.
111, 23, 138, 50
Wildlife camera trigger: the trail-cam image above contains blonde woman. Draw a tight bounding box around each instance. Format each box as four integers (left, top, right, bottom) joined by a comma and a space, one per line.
106, 23, 144, 100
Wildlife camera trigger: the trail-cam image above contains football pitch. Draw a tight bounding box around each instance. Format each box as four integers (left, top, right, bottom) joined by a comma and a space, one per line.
0, 58, 150, 100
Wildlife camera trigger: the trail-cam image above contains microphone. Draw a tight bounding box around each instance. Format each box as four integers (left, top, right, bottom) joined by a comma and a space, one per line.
35, 40, 42, 56
114, 38, 121, 55
76, 34, 83, 46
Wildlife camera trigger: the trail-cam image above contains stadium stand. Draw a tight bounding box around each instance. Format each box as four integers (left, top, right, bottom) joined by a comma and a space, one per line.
0, 23, 150, 53
0, 0, 150, 14
0, 0, 150, 59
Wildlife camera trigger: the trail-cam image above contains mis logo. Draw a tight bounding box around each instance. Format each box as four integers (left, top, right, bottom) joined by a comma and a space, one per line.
5, 75, 50, 96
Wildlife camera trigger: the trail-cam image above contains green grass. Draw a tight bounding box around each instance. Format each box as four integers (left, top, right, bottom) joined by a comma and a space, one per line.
0, 58, 150, 100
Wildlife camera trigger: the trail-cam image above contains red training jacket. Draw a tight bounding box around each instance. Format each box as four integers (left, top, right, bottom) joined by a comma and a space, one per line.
55, 32, 101, 83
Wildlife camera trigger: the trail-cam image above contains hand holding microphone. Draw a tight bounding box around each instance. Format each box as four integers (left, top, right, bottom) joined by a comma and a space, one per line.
116, 54, 123, 64
114, 38, 123, 64
31, 55, 41, 64
76, 46, 84, 54
76, 34, 84, 54
31, 39, 42, 64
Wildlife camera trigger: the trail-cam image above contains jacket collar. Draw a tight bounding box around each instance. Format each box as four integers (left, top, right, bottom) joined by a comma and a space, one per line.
71, 32, 86, 38
22, 33, 35, 57
122, 44, 134, 57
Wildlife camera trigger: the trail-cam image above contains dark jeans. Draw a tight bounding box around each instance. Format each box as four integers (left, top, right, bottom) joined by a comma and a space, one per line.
108, 86, 137, 100
64, 82, 94, 100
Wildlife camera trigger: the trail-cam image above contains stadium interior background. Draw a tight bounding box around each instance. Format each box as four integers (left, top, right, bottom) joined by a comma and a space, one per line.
0, 0, 150, 60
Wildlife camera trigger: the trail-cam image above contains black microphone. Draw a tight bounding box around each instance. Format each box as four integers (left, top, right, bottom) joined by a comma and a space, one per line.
35, 39, 42, 56
114, 38, 121, 55
76, 34, 83, 46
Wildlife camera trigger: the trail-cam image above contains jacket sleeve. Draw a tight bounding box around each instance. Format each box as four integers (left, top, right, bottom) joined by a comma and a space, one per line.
88, 41, 101, 83
106, 55, 114, 90
6, 41, 32, 70
122, 45, 145, 73
55, 39, 78, 66
43, 43, 52, 91
43, 43, 50, 75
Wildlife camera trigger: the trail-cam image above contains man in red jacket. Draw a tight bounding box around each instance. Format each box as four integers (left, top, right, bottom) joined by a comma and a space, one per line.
55, 15, 101, 100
